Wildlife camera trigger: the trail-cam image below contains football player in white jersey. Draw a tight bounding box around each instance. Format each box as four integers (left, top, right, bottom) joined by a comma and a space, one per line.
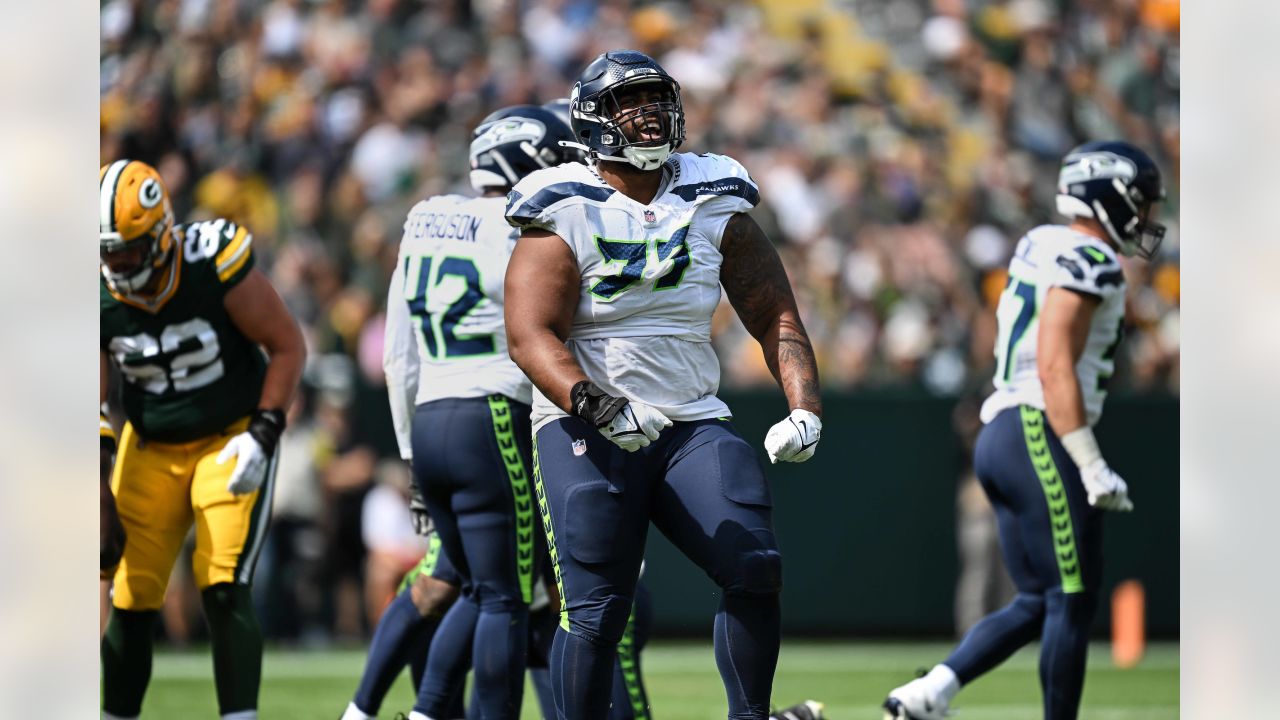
504, 51, 823, 719
883, 141, 1166, 720
378, 104, 578, 720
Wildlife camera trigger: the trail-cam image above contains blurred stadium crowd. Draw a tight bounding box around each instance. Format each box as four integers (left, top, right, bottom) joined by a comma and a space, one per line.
100, 0, 1179, 642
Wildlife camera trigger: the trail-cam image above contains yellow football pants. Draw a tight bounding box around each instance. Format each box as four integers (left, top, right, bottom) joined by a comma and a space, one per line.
110, 418, 275, 610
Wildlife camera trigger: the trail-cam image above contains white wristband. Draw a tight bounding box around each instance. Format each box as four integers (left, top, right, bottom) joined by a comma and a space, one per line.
1060, 426, 1103, 469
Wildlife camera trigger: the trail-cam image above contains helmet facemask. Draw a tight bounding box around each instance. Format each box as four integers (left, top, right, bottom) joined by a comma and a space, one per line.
1099, 178, 1166, 259
583, 77, 684, 171
1124, 180, 1167, 259
1121, 200, 1166, 260
100, 211, 173, 294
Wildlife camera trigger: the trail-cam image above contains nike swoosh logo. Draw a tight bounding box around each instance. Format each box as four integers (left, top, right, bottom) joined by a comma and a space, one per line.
794, 419, 817, 450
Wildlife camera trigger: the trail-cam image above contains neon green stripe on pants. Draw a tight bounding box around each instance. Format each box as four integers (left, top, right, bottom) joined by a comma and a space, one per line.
531, 435, 568, 630
1019, 406, 1085, 593
488, 395, 536, 605
398, 534, 442, 594
617, 601, 649, 719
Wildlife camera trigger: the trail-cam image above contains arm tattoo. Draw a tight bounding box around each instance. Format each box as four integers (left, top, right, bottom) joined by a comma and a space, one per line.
720, 213, 822, 415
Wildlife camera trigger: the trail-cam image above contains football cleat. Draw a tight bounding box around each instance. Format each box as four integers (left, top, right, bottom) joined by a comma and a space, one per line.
883, 676, 951, 720
770, 699, 824, 720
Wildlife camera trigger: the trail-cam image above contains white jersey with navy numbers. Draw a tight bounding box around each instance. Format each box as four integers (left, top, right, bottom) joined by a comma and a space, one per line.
980, 224, 1127, 427
384, 194, 533, 460
506, 152, 759, 430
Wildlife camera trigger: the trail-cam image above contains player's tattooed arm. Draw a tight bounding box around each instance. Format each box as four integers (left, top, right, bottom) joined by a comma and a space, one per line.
505, 229, 589, 413
721, 212, 822, 417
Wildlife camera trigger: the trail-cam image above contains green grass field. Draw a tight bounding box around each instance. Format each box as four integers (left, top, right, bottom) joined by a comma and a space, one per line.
143, 640, 1178, 719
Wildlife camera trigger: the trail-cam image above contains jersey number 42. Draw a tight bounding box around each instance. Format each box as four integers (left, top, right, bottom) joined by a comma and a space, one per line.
403, 255, 495, 359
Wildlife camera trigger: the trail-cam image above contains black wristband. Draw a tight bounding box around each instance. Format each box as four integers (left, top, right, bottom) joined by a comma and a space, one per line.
569, 381, 629, 429
247, 408, 286, 456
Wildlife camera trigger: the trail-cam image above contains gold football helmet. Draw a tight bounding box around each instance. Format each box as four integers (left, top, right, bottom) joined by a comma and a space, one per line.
99, 160, 175, 294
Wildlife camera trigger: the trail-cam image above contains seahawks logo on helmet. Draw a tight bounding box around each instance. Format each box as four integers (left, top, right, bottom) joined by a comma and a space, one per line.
469, 105, 577, 192
473, 118, 547, 153
1058, 152, 1137, 186
1055, 141, 1166, 260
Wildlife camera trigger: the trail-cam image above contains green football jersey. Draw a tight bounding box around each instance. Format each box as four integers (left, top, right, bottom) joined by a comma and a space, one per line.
101, 218, 266, 443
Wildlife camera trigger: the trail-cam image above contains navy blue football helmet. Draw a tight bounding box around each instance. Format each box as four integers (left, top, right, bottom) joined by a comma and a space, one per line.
469, 104, 577, 192
1056, 140, 1166, 259
569, 50, 684, 171
542, 98, 587, 163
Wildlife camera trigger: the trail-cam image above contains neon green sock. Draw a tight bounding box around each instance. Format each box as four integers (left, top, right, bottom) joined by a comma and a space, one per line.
101, 607, 158, 717
202, 583, 262, 714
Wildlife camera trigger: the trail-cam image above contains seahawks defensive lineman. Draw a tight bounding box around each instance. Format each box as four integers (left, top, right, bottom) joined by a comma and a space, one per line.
382, 104, 578, 720
505, 51, 823, 719
100, 159, 306, 719
883, 141, 1165, 720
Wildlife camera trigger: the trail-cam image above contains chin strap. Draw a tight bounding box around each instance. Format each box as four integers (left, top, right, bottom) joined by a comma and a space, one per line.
591, 153, 631, 165
572, 142, 671, 172
558, 140, 595, 155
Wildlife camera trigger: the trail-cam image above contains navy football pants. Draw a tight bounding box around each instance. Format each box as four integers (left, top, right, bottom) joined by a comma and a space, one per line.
944, 405, 1104, 720
411, 396, 539, 719
535, 417, 782, 719
529, 582, 654, 720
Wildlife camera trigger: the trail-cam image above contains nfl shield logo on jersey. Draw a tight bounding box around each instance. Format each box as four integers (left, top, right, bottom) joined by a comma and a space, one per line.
644, 209, 656, 223
572, 439, 587, 456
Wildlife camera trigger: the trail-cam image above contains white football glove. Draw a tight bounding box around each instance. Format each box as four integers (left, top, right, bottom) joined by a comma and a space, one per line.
764, 409, 822, 464
1079, 459, 1134, 512
217, 409, 285, 496
600, 400, 672, 452
1060, 425, 1133, 512
218, 433, 270, 495
570, 380, 672, 452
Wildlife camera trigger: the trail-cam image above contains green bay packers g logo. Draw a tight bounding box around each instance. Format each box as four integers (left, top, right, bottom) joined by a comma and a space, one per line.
139, 178, 163, 208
